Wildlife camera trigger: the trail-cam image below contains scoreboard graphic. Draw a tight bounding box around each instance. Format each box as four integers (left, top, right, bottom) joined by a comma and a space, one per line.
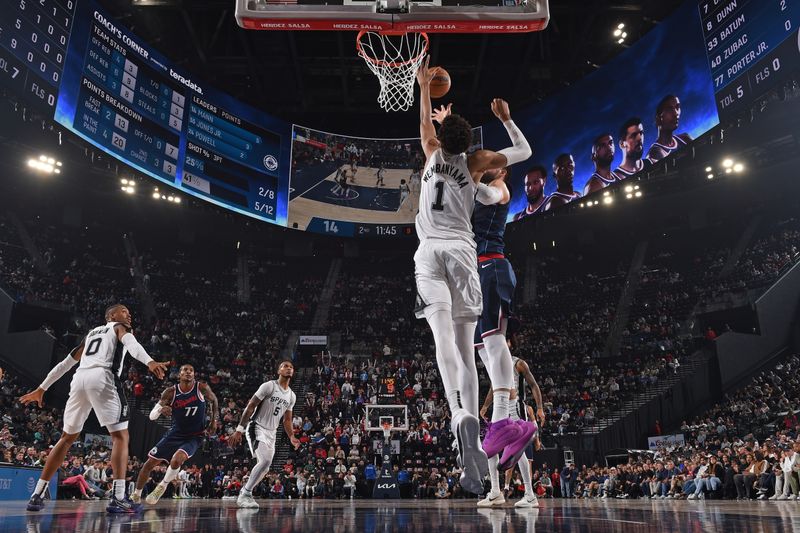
700, 0, 800, 120
54, 2, 291, 226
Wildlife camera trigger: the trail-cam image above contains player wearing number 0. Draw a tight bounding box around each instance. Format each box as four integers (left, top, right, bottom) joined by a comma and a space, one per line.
228, 360, 300, 508
132, 364, 219, 505
19, 304, 168, 513
414, 57, 532, 495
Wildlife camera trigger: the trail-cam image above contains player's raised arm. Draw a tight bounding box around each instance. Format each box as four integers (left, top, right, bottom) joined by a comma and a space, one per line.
416, 56, 440, 160
19, 343, 84, 408
149, 386, 176, 420
469, 99, 532, 181
517, 359, 545, 427
114, 324, 168, 380
199, 382, 219, 435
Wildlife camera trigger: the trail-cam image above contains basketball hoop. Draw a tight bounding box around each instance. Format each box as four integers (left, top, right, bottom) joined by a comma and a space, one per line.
381, 420, 393, 440
356, 30, 429, 113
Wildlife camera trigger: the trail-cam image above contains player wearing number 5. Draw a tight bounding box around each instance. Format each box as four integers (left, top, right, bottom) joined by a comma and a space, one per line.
413, 56, 532, 495
228, 360, 300, 508
132, 363, 219, 505
20, 304, 169, 513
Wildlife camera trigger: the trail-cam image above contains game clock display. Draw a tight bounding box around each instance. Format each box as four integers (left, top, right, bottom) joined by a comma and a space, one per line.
700, 0, 800, 120
53, 1, 290, 226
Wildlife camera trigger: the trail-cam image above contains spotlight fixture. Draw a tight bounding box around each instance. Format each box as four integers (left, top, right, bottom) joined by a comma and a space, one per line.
27, 155, 63, 174
152, 192, 160, 199
705, 166, 712, 172
626, 193, 633, 199
603, 196, 613, 205
733, 163, 744, 173
722, 159, 733, 168
634, 191, 642, 198
707, 173, 714, 179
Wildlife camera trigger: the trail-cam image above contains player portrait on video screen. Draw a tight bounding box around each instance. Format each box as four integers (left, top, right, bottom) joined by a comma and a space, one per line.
646, 95, 693, 164
544, 154, 581, 211
512, 166, 548, 221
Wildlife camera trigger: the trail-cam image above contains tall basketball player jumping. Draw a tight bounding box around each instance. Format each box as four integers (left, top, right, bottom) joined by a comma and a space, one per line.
414, 57, 531, 494
19, 304, 168, 513
228, 360, 300, 508
132, 363, 219, 505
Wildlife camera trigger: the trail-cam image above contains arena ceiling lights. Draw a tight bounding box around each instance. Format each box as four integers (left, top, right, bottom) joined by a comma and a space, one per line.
120, 178, 136, 194
151, 187, 181, 204
613, 23, 627, 44
27, 155, 62, 174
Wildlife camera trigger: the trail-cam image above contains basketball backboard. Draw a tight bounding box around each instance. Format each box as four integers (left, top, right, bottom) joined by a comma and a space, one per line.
235, 0, 550, 33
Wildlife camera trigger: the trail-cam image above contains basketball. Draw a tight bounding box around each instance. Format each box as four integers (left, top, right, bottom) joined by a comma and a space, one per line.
429, 67, 451, 99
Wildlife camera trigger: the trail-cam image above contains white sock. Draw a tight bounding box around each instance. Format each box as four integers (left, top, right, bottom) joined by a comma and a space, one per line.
33, 479, 49, 497
508, 397, 520, 421
492, 391, 510, 423
518, 457, 533, 494
484, 331, 515, 394
161, 467, 180, 486
488, 455, 501, 494
113, 479, 126, 500
425, 309, 464, 414
454, 320, 479, 418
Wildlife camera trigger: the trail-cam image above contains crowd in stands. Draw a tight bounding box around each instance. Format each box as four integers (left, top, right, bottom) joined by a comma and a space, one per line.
546, 352, 800, 501
3, 202, 800, 501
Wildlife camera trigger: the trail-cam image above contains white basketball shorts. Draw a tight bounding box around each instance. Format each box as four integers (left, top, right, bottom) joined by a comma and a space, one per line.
414, 240, 482, 321
245, 423, 277, 460
63, 367, 129, 434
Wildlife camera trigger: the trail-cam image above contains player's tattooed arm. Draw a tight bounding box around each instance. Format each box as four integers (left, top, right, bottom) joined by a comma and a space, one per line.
228, 394, 262, 447
519, 360, 546, 427
199, 382, 218, 434
150, 386, 175, 420
480, 388, 494, 420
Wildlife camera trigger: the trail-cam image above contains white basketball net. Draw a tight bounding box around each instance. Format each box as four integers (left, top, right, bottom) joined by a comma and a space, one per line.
357, 31, 429, 112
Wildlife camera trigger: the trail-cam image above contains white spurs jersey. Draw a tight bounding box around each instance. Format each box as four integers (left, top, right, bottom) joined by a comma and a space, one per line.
251, 380, 296, 431
77, 321, 128, 378
415, 149, 477, 246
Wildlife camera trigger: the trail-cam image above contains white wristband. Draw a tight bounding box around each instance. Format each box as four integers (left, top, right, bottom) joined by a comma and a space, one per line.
236, 425, 246, 433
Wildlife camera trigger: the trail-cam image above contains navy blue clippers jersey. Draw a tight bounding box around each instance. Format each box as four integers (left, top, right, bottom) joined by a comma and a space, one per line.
472, 199, 510, 256
170, 381, 207, 436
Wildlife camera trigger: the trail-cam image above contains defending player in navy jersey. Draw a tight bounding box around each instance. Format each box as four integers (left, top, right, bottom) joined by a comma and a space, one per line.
228, 360, 300, 508
511, 166, 548, 221
132, 364, 218, 505
416, 57, 531, 495
19, 304, 168, 513
583, 134, 622, 196
646, 95, 692, 164
615, 117, 649, 179
544, 154, 581, 211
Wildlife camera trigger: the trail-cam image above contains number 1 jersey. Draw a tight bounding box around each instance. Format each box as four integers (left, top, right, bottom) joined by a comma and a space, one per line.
415, 149, 477, 246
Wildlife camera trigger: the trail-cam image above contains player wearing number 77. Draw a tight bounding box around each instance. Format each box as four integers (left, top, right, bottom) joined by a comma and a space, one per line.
132, 363, 219, 505
413, 55, 532, 496
228, 359, 300, 508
